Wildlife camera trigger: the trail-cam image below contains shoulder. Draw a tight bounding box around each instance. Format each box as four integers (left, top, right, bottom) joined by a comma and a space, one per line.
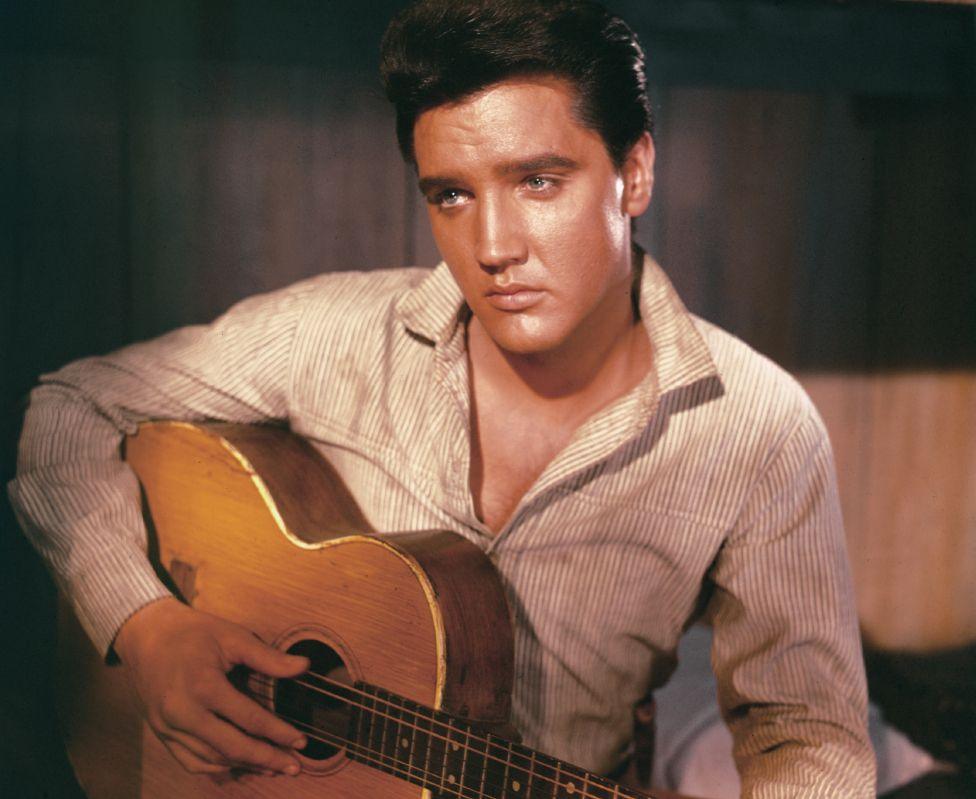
263, 266, 433, 339
196, 267, 432, 350
208, 266, 430, 320
290, 266, 433, 316
288, 266, 437, 370
692, 314, 820, 429
681, 316, 833, 490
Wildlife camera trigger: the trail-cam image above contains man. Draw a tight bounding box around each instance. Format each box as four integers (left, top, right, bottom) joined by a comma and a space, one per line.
9, 1, 874, 795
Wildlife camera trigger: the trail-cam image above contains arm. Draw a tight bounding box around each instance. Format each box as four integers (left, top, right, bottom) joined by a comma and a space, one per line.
705, 411, 876, 798
7, 279, 321, 774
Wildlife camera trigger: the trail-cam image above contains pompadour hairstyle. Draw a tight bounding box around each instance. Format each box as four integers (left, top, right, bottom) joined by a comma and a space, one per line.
379, 0, 653, 169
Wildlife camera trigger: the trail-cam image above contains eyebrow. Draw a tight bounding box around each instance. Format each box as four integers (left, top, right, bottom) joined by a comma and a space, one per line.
417, 152, 580, 195
496, 153, 580, 176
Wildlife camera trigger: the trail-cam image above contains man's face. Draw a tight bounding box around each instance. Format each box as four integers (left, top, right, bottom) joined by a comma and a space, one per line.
413, 77, 653, 358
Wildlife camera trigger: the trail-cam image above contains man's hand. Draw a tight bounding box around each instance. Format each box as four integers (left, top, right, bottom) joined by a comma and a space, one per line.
113, 597, 309, 777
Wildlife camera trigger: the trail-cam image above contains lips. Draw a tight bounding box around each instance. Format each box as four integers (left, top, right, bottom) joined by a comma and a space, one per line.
485, 282, 544, 311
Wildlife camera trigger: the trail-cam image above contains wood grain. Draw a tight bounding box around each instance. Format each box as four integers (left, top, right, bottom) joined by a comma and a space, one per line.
802, 372, 976, 651
60, 422, 519, 798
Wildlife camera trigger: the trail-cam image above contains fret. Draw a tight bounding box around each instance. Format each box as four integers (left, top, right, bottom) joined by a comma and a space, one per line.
386, 693, 409, 777
458, 725, 473, 796
525, 748, 540, 799
417, 714, 437, 790
581, 771, 619, 799
552, 761, 592, 799
483, 735, 510, 798
528, 751, 559, 799
349, 683, 375, 768
359, 685, 415, 783
416, 705, 436, 792
406, 698, 421, 783
443, 719, 468, 796
463, 724, 487, 797
478, 736, 488, 797
504, 741, 532, 799
427, 713, 450, 795
365, 688, 391, 776
376, 689, 393, 774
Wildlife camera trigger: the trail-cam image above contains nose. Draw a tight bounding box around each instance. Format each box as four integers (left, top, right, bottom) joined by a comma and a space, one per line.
474, 195, 528, 272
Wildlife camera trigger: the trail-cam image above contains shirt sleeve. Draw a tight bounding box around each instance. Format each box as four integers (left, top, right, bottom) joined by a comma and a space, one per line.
704, 410, 876, 798
7, 280, 317, 656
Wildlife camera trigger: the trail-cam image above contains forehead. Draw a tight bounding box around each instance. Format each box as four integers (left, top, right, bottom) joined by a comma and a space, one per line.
413, 77, 607, 174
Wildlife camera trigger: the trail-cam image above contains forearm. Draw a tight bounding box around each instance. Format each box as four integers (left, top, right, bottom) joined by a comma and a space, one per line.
9, 384, 173, 654
732, 716, 874, 799
8, 281, 309, 654
708, 411, 875, 797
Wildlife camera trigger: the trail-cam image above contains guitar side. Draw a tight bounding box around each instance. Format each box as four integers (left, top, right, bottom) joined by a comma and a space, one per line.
58, 421, 514, 798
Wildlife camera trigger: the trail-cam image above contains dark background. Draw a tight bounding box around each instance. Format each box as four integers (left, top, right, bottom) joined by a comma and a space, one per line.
2, 1, 974, 795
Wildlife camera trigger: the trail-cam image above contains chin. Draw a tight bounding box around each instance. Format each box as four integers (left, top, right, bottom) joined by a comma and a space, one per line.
480, 313, 569, 357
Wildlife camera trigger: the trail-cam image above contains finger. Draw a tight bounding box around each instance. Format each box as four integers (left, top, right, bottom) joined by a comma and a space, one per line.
227, 633, 309, 679
151, 696, 234, 768
164, 736, 231, 776
208, 678, 307, 750
194, 711, 302, 775
165, 726, 233, 769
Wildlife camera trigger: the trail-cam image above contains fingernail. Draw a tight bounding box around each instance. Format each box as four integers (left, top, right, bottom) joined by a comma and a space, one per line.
285, 763, 300, 776
291, 736, 307, 750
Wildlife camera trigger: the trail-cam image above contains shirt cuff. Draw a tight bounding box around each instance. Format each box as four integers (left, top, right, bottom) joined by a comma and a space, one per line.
62, 542, 174, 659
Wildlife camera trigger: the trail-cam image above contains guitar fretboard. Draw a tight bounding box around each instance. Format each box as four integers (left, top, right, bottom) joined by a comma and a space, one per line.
346, 682, 650, 799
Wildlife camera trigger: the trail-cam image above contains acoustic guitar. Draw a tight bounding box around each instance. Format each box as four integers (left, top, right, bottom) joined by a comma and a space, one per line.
57, 421, 695, 799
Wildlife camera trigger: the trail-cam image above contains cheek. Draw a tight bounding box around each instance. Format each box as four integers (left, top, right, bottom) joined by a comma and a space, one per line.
428, 211, 469, 268
529, 180, 628, 262
428, 213, 485, 301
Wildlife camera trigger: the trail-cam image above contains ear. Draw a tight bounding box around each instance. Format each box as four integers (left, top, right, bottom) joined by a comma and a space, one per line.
621, 132, 655, 218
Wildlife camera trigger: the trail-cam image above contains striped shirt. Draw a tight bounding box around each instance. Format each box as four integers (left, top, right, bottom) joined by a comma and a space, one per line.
9, 255, 874, 796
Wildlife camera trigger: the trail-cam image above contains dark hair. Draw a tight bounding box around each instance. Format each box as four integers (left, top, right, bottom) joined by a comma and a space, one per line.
379, 0, 652, 169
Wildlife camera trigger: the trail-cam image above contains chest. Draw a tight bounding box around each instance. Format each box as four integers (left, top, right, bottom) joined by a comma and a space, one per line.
471, 404, 578, 534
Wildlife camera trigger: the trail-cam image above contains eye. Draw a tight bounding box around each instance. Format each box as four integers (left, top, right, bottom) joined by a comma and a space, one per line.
522, 175, 559, 195
430, 188, 470, 208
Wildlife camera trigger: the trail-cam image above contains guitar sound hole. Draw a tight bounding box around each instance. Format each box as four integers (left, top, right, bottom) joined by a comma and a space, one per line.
274, 639, 352, 762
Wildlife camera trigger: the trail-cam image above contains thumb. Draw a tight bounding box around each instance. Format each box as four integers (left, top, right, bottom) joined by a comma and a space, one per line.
231, 633, 309, 678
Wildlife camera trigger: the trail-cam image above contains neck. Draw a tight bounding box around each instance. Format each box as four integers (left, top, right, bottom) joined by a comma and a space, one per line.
469, 277, 648, 404
342, 678, 654, 799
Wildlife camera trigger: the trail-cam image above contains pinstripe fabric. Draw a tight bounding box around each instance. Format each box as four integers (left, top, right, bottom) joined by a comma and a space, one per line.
9, 255, 874, 796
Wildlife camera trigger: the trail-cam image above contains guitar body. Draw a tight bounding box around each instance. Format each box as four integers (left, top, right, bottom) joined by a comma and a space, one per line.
59, 421, 514, 798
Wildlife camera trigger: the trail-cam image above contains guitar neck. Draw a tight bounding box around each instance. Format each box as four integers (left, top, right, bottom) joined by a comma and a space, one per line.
345, 681, 651, 799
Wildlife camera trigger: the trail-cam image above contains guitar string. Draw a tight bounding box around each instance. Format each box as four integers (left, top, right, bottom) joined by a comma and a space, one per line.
272, 701, 633, 799
279, 712, 509, 799
254, 668, 618, 795
250, 672, 628, 799
260, 678, 578, 799
254, 667, 538, 767
251, 671, 565, 781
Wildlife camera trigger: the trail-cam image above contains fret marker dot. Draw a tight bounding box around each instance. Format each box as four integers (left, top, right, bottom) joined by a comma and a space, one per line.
566, 782, 576, 794
400, 737, 409, 748
512, 779, 521, 791
451, 742, 460, 751
447, 775, 456, 784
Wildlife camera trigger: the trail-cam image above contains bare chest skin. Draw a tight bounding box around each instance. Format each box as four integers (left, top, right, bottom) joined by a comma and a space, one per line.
467, 319, 651, 535
469, 383, 581, 534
